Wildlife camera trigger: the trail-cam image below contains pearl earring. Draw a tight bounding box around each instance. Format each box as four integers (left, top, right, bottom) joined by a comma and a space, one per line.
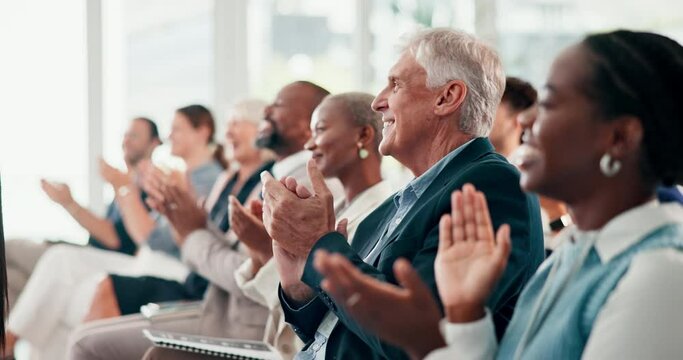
358, 143, 369, 159
599, 153, 621, 177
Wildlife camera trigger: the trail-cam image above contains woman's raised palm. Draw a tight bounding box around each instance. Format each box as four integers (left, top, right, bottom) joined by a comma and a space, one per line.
435, 184, 511, 314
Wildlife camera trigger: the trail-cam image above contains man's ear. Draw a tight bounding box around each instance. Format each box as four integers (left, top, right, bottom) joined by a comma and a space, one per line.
434, 80, 467, 117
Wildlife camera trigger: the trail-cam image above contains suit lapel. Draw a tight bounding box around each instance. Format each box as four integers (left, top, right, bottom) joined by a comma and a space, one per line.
369, 138, 495, 261
353, 197, 398, 257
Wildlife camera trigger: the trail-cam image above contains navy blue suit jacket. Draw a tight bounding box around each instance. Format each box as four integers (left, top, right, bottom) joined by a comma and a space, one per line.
280, 138, 545, 359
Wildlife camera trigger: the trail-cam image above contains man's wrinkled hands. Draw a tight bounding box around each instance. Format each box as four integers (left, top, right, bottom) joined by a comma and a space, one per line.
261, 159, 336, 258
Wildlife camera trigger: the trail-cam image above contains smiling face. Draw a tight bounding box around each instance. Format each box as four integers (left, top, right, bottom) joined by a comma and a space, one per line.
515, 45, 612, 201
169, 112, 209, 158
371, 52, 438, 163
225, 116, 260, 165
257, 83, 315, 154
304, 99, 361, 178
122, 119, 157, 165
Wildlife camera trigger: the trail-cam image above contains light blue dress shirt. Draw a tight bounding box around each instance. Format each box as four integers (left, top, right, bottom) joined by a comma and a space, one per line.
364, 138, 475, 263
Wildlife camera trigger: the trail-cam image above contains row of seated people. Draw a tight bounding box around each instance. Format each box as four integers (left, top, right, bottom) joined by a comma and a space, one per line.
4, 85, 384, 359
5, 104, 231, 357
5, 26, 683, 359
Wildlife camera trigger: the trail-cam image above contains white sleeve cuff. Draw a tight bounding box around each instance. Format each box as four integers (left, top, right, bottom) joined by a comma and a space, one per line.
425, 310, 497, 360
181, 229, 213, 261
234, 259, 281, 310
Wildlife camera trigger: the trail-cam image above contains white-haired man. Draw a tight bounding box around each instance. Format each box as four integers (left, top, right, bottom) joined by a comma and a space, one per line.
261, 28, 545, 359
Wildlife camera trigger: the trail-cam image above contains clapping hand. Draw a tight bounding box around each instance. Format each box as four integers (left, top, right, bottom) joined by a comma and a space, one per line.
435, 184, 511, 323
314, 252, 445, 359
261, 159, 336, 257
99, 158, 132, 189
260, 160, 337, 303
142, 164, 190, 199
147, 183, 207, 244
230, 197, 273, 269
40, 179, 74, 206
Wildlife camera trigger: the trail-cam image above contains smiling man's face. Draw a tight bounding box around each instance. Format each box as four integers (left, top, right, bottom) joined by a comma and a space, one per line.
371, 52, 437, 161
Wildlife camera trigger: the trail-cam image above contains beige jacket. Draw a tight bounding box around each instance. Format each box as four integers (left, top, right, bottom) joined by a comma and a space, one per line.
180, 165, 270, 341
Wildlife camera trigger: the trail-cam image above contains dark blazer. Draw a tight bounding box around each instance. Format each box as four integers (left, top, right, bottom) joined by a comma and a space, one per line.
280, 138, 545, 359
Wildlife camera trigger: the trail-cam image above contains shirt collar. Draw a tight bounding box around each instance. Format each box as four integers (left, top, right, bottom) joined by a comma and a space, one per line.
555, 201, 683, 263
272, 150, 310, 179
394, 138, 476, 206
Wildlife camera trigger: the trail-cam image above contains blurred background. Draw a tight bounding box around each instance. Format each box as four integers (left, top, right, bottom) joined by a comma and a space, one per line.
1, 0, 682, 243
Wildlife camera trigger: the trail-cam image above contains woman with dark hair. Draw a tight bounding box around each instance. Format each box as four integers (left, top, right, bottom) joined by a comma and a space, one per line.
176, 105, 229, 168
312, 30, 683, 359
170, 104, 228, 196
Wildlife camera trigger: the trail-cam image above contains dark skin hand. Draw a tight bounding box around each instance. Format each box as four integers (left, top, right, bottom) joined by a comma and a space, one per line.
435, 184, 511, 323
313, 184, 512, 359
314, 252, 445, 360
229, 196, 273, 270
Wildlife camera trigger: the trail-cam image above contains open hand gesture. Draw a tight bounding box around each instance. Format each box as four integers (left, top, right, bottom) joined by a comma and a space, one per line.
40, 179, 74, 206
99, 158, 132, 189
314, 252, 445, 359
435, 184, 511, 322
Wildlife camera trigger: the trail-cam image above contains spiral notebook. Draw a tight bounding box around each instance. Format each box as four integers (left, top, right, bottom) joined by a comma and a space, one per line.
143, 329, 282, 360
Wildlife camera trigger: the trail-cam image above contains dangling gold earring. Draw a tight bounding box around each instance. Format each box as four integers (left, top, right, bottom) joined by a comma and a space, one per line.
358, 142, 369, 159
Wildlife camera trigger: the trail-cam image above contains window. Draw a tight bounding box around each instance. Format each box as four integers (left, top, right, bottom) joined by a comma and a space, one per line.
102, 0, 215, 172
0, 0, 89, 242
247, 0, 358, 100
495, 0, 683, 86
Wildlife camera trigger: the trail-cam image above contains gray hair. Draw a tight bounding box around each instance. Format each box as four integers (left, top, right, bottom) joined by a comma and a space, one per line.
399, 28, 505, 137
226, 98, 268, 126
325, 92, 383, 150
